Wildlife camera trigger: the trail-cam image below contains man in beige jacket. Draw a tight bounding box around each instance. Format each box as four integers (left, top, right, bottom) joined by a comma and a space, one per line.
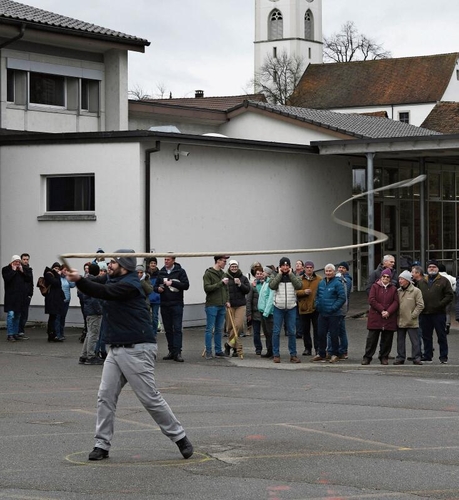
395, 270, 424, 365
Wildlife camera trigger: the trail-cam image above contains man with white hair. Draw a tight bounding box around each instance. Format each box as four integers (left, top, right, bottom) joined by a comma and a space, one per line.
365, 254, 397, 295
313, 264, 346, 363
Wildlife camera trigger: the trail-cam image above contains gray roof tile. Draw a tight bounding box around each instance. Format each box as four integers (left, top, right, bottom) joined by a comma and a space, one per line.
0, 0, 149, 45
242, 101, 441, 139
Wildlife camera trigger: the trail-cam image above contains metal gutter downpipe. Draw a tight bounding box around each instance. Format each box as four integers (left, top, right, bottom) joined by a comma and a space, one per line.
144, 142, 161, 253
0, 24, 26, 49
367, 153, 375, 274
419, 158, 426, 265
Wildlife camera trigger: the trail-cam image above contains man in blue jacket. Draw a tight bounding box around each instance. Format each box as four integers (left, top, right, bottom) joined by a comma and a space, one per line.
313, 263, 346, 363
67, 249, 193, 461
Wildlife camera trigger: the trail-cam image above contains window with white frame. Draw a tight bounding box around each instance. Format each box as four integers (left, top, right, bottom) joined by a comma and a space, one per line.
399, 111, 410, 124
46, 175, 95, 212
268, 9, 283, 40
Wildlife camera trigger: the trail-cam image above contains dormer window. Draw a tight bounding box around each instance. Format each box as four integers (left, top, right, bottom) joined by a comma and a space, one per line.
305, 10, 314, 40
268, 9, 283, 40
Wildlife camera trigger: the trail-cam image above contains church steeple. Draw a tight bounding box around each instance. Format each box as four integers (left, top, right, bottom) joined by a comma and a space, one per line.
254, 0, 323, 79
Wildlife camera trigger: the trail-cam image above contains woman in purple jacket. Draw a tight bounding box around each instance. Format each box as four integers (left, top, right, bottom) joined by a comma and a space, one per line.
361, 268, 399, 365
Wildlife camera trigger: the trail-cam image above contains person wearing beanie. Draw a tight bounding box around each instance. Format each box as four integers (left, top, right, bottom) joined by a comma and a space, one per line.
154, 254, 189, 362
394, 270, 424, 365
66, 249, 193, 462
2, 255, 31, 342
417, 260, 454, 363
361, 265, 399, 366
147, 257, 161, 336
296, 261, 322, 356
79, 264, 104, 366
268, 257, 303, 363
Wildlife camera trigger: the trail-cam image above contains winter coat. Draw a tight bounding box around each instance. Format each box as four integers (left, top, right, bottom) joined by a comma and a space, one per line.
76, 271, 155, 345
418, 274, 454, 315
2, 264, 30, 312
225, 269, 250, 307
397, 283, 424, 328
315, 275, 346, 317
246, 281, 262, 322
269, 271, 302, 310
203, 267, 229, 307
367, 280, 399, 331
258, 278, 275, 317
43, 267, 65, 315
148, 269, 160, 305
296, 273, 322, 315
155, 263, 189, 305
81, 275, 103, 316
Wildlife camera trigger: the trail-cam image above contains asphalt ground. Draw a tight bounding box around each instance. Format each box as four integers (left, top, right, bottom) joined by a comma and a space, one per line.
2, 304, 459, 500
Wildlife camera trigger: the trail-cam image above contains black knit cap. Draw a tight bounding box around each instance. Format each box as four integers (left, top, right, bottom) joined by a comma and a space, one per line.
279, 257, 291, 267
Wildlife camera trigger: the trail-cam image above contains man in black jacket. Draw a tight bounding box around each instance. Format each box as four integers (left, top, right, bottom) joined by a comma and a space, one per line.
154, 255, 189, 362
18, 253, 33, 338
2, 254, 31, 342
67, 249, 193, 461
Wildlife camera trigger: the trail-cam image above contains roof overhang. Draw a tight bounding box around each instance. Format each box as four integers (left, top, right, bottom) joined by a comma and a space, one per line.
311, 134, 459, 164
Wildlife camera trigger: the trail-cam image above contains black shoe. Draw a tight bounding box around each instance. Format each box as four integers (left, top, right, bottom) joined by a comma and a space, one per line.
84, 357, 104, 365
163, 352, 174, 360
16, 333, 29, 340
215, 351, 226, 358
53, 337, 64, 342
232, 350, 238, 357
176, 436, 193, 459
88, 447, 109, 461
224, 343, 231, 356
261, 351, 273, 358
78, 357, 87, 365
302, 349, 312, 356
174, 353, 184, 362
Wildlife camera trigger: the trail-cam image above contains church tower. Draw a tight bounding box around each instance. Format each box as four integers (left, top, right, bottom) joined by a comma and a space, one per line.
254, 0, 323, 78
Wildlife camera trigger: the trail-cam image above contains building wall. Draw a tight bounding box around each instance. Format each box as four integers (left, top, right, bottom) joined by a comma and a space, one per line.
146, 141, 352, 324
220, 111, 343, 144
441, 60, 459, 102
0, 141, 144, 325
329, 103, 436, 128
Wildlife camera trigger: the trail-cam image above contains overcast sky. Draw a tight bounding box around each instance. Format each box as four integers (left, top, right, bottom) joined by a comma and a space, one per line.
27, 0, 459, 99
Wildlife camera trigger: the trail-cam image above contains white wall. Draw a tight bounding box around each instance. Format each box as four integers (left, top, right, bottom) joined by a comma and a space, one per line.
147, 141, 352, 309
220, 111, 345, 144
0, 141, 144, 322
441, 60, 459, 102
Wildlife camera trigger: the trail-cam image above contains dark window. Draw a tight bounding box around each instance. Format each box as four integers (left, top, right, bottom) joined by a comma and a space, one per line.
268, 9, 283, 40
399, 112, 410, 124
30, 72, 65, 106
47, 176, 95, 211
7, 69, 14, 102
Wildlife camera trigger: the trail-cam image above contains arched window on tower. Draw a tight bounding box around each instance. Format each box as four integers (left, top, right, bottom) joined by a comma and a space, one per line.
304, 10, 314, 40
268, 9, 283, 40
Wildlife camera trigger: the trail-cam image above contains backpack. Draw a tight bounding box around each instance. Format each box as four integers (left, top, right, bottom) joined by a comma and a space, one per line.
36, 276, 50, 296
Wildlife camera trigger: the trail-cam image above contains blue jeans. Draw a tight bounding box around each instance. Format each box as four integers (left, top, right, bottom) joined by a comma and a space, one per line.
318, 315, 342, 358
420, 313, 448, 361
160, 303, 184, 355
150, 303, 160, 336
6, 311, 21, 336
205, 305, 226, 354
272, 307, 297, 357
252, 319, 262, 353
326, 316, 348, 355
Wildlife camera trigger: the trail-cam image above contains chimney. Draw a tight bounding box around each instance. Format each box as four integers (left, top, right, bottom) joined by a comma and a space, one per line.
195, 90, 204, 98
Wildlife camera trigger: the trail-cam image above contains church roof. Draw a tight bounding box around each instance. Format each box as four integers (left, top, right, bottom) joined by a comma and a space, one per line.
0, 0, 149, 46
143, 94, 266, 112
421, 101, 459, 134
291, 53, 459, 109
231, 101, 441, 139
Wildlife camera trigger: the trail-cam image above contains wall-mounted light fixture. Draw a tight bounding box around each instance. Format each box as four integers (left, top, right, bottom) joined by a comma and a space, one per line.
174, 144, 190, 161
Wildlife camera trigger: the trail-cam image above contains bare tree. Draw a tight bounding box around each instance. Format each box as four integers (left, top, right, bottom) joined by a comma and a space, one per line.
253, 51, 305, 105
128, 85, 151, 101
324, 21, 391, 63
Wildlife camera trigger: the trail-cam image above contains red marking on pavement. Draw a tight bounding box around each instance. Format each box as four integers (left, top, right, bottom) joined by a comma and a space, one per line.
267, 485, 291, 491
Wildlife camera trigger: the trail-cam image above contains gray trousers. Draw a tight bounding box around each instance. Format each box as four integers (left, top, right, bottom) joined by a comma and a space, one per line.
396, 328, 421, 362
81, 314, 101, 359
94, 342, 185, 451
